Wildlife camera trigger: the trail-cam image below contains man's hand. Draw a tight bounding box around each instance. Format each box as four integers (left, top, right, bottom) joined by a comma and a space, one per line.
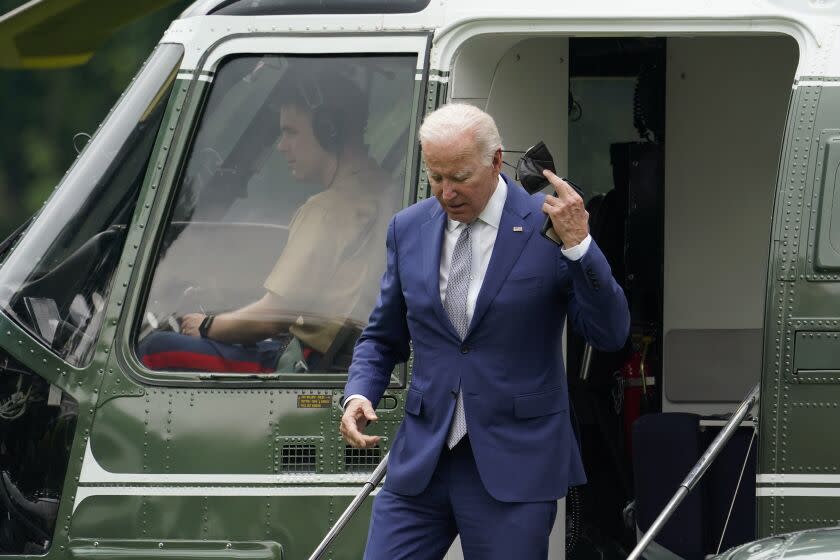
340, 398, 381, 449
180, 313, 205, 337
541, 170, 589, 248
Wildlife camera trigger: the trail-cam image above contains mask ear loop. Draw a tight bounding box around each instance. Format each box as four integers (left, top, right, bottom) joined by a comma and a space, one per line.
501, 149, 528, 181
502, 160, 518, 171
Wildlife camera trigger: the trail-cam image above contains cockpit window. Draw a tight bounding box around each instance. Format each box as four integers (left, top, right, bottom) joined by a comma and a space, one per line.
0, 44, 184, 367
136, 54, 416, 376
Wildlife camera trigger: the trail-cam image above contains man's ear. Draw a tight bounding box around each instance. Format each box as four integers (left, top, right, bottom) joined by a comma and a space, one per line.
492, 148, 503, 173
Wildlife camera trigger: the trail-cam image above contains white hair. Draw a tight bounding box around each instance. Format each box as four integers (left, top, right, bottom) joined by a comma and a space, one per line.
418, 103, 503, 164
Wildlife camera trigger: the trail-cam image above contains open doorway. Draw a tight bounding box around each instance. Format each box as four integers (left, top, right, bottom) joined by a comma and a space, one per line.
450, 32, 797, 558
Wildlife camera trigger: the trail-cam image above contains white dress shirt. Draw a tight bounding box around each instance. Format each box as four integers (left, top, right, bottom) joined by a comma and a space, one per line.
344, 175, 591, 408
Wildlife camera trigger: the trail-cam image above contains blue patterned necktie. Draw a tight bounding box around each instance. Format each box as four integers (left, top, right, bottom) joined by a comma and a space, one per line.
444, 222, 472, 448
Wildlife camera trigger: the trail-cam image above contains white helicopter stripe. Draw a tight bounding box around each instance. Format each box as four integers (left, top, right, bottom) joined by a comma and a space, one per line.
757, 474, 840, 484
794, 80, 840, 87
757, 487, 840, 497
73, 485, 381, 513
79, 441, 380, 485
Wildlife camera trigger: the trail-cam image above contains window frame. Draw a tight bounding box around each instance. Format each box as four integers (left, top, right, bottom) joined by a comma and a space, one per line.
121, 33, 431, 388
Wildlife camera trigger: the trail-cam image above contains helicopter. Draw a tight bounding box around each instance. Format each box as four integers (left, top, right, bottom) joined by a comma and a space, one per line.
0, 0, 838, 559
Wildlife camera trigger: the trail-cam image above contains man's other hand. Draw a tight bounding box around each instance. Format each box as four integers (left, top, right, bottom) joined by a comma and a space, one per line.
180, 313, 205, 337
341, 398, 381, 449
541, 169, 589, 249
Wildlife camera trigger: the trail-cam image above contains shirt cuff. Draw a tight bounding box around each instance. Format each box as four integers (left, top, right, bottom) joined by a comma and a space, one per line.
343, 394, 370, 410
561, 234, 592, 261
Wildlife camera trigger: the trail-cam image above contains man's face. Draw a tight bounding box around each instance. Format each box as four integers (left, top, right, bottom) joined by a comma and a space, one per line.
276, 104, 331, 183
424, 131, 502, 223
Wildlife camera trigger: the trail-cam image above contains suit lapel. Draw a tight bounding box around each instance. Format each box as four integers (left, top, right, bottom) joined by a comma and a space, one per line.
468, 179, 534, 336
421, 206, 460, 341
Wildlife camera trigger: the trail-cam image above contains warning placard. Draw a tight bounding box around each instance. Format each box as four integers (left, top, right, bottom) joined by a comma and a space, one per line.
297, 394, 332, 409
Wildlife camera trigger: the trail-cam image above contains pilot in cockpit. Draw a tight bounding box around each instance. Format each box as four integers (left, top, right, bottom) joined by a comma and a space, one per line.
138, 68, 396, 373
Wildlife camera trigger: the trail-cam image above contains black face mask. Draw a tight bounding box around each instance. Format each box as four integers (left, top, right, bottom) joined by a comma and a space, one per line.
513, 141, 587, 246
516, 141, 556, 195
514, 141, 585, 198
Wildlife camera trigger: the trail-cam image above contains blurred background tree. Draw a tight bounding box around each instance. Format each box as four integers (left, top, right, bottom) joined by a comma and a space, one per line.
0, 0, 191, 238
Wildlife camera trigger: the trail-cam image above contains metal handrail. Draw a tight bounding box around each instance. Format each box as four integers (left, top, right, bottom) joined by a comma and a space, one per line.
307, 451, 389, 560
626, 383, 760, 560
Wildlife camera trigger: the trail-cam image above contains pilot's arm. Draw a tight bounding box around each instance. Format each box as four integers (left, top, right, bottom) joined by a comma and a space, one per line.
180, 292, 297, 343
181, 199, 338, 343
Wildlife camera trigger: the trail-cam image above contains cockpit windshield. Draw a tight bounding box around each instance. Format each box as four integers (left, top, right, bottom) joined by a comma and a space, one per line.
136, 53, 417, 375
0, 44, 184, 367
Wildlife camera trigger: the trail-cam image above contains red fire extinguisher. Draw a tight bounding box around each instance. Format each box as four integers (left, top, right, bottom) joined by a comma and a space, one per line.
619, 335, 655, 457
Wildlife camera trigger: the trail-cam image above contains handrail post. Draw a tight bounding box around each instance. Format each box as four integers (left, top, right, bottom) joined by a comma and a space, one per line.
307, 451, 389, 560
626, 384, 759, 560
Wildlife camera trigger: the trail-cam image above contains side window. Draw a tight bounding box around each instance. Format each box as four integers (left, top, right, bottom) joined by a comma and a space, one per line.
137, 54, 416, 375
0, 45, 184, 367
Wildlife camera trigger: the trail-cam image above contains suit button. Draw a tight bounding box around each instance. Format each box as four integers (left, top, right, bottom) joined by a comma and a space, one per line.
460, 345, 470, 354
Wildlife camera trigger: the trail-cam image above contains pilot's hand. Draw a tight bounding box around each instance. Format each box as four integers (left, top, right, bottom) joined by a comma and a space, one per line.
180, 313, 205, 337
340, 398, 380, 449
541, 169, 589, 249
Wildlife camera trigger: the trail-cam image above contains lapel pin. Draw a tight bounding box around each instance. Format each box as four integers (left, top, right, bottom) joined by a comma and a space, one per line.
513, 226, 523, 232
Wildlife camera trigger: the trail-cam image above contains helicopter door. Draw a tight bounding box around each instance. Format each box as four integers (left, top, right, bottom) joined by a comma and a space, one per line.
757, 74, 840, 535
73, 33, 430, 560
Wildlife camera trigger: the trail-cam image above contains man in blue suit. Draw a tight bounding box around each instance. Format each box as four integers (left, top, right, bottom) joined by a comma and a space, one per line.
341, 103, 629, 559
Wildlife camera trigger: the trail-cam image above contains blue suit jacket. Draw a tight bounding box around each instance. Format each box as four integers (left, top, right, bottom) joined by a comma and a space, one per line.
344, 174, 630, 502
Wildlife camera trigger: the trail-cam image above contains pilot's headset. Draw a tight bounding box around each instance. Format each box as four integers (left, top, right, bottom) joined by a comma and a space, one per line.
296, 70, 368, 154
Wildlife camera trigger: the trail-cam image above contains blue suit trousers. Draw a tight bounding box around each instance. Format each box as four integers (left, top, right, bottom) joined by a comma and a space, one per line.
364, 438, 557, 560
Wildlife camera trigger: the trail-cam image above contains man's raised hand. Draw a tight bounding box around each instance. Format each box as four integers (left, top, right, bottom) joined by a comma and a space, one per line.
541, 169, 589, 249
341, 398, 381, 449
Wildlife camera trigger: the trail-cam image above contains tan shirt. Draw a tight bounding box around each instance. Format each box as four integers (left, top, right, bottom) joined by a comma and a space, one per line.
263, 161, 395, 353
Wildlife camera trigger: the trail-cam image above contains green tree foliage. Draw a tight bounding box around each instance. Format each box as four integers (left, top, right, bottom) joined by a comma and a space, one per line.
0, 0, 191, 238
